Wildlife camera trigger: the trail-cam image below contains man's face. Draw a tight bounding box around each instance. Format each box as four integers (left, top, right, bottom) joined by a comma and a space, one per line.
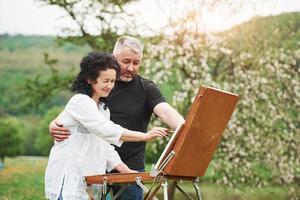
114, 47, 142, 82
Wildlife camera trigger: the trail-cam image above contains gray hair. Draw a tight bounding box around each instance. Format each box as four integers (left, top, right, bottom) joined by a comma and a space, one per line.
113, 36, 143, 56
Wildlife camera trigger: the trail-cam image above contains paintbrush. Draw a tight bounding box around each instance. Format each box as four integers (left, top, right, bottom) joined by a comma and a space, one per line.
164, 129, 174, 139
166, 129, 174, 134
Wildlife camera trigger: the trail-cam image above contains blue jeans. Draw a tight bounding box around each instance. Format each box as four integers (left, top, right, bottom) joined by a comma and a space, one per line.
111, 169, 144, 200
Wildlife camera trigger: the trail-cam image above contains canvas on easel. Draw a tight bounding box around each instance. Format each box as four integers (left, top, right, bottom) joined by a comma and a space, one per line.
153, 85, 239, 177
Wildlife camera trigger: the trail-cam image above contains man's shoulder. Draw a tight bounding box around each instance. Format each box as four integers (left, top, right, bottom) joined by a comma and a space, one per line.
136, 75, 157, 87
136, 75, 149, 82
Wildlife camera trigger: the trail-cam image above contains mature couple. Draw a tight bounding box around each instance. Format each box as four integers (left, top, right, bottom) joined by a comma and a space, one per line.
45, 36, 184, 200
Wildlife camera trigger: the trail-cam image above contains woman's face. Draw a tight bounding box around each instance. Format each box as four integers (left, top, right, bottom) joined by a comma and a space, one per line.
91, 68, 116, 99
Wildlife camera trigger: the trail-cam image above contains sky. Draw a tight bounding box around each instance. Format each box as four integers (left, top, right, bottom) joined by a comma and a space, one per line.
0, 0, 300, 36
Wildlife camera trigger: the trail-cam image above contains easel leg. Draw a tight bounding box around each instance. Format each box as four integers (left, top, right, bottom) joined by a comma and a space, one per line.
111, 185, 128, 200
162, 179, 168, 200
136, 177, 159, 200
101, 179, 107, 200
167, 181, 177, 200
175, 184, 193, 200
193, 178, 202, 200
86, 184, 104, 200
143, 177, 163, 200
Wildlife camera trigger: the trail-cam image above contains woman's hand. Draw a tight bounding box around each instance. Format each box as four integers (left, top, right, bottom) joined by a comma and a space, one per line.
120, 127, 170, 142
145, 127, 169, 141
114, 163, 138, 173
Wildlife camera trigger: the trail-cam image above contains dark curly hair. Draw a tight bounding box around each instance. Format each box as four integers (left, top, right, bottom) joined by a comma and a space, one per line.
71, 52, 120, 97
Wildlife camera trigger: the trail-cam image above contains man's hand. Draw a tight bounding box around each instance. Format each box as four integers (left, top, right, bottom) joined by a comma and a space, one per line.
49, 121, 70, 142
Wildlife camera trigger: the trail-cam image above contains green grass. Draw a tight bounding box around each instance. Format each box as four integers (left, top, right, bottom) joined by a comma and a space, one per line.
144, 164, 294, 200
155, 182, 289, 200
0, 158, 296, 200
0, 157, 47, 200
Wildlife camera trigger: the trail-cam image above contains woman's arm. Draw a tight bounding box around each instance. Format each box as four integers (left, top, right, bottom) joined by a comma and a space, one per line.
114, 163, 137, 173
120, 127, 168, 142
66, 94, 169, 145
65, 95, 125, 146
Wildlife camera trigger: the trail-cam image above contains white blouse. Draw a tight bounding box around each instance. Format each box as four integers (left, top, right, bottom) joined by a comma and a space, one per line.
45, 94, 125, 200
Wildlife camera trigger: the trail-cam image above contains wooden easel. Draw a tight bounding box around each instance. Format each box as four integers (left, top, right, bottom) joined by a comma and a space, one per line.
85, 85, 239, 200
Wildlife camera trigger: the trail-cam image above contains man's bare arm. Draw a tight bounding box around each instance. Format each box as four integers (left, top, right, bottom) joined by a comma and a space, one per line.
153, 102, 185, 129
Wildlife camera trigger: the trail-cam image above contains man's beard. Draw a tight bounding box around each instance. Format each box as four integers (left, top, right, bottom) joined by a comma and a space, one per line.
120, 72, 136, 82
120, 75, 133, 82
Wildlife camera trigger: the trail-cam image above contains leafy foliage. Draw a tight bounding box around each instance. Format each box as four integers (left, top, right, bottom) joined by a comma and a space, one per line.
39, 0, 138, 51
143, 12, 300, 197
0, 118, 22, 163
34, 106, 64, 156
16, 0, 140, 113
0, 69, 33, 116
20, 53, 74, 112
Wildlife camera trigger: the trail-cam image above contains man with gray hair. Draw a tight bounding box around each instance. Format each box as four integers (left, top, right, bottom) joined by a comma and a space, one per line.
112, 36, 144, 82
50, 35, 184, 200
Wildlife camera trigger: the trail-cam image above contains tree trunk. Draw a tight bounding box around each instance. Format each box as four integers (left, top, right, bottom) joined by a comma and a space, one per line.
0, 156, 4, 169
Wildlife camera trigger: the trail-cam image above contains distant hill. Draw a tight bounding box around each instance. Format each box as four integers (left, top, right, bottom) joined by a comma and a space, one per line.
0, 34, 92, 70
0, 34, 55, 51
222, 12, 300, 55
0, 34, 91, 53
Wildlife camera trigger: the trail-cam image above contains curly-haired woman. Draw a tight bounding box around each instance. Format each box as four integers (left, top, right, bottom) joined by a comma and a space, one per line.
44, 52, 168, 200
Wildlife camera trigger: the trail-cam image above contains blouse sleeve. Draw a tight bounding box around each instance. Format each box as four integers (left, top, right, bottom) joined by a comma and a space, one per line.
106, 145, 122, 172
65, 94, 124, 147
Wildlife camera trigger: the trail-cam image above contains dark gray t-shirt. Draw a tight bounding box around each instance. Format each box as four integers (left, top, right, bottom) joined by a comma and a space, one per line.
105, 75, 166, 170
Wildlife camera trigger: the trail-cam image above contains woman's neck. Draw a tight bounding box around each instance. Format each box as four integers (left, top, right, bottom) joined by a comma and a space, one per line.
91, 95, 100, 104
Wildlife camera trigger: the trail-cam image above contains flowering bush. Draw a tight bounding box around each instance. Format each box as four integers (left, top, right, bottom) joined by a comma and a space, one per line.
143, 32, 300, 195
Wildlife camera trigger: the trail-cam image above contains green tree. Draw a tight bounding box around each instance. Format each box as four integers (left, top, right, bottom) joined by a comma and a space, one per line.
20, 53, 74, 112
143, 13, 300, 198
38, 0, 138, 51
34, 106, 64, 156
21, 0, 138, 110
0, 118, 22, 163
18, 115, 43, 156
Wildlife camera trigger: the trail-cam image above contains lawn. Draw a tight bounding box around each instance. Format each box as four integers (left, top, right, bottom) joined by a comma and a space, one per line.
0, 157, 47, 200
0, 157, 295, 200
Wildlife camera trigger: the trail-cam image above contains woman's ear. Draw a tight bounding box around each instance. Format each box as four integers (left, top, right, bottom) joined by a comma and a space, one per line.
87, 79, 96, 84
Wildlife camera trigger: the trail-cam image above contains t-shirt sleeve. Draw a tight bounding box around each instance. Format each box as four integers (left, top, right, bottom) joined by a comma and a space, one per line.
145, 80, 166, 112
65, 94, 124, 147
